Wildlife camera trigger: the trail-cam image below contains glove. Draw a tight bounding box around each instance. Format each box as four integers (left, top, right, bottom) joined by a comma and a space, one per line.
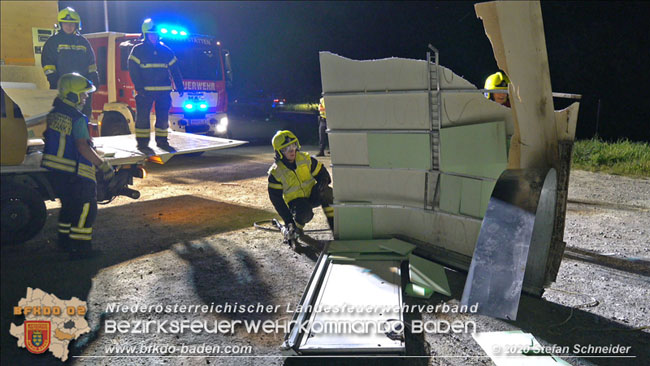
99, 160, 115, 181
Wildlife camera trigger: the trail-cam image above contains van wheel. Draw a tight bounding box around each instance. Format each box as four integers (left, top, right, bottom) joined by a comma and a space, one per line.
1, 181, 46, 245
101, 111, 131, 136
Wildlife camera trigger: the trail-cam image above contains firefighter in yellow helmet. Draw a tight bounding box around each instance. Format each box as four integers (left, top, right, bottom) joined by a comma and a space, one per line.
41, 7, 99, 117
41, 73, 115, 259
268, 130, 334, 237
484, 71, 510, 107
128, 18, 184, 152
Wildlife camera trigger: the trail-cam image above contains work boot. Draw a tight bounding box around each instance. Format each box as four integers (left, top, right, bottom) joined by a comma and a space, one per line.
68, 241, 101, 260
136, 138, 150, 150
316, 150, 325, 157
156, 138, 176, 152
56, 233, 72, 252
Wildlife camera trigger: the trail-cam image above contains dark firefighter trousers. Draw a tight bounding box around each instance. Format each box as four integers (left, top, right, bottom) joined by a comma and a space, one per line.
318, 117, 328, 153
135, 91, 172, 143
50, 171, 97, 249
288, 185, 334, 230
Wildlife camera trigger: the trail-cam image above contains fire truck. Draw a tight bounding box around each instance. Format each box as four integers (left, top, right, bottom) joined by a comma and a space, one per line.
85, 25, 233, 137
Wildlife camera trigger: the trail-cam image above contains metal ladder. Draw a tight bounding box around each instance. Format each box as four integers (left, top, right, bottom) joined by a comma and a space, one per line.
427, 44, 441, 171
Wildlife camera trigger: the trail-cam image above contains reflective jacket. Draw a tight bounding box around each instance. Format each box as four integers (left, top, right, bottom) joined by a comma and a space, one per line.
41, 31, 99, 89
128, 40, 184, 93
41, 98, 96, 182
268, 152, 322, 204
319, 97, 326, 119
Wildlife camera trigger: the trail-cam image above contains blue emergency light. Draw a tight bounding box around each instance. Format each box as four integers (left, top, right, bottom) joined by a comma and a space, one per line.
183, 101, 209, 112
158, 25, 188, 38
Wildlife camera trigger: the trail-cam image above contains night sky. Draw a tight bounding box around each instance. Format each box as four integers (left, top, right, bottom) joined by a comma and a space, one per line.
61, 1, 650, 142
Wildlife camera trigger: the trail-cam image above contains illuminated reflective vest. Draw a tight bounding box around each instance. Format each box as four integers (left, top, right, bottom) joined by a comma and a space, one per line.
128, 40, 184, 93
41, 31, 98, 88
318, 97, 326, 119
41, 98, 96, 182
269, 152, 322, 204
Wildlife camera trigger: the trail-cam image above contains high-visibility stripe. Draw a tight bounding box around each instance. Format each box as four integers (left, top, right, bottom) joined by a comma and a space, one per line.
77, 169, 97, 182
77, 164, 95, 173
42, 160, 76, 173
43, 154, 76, 167
135, 128, 150, 138
88, 64, 97, 73
57, 44, 87, 51
78, 203, 90, 228
139, 63, 168, 69
43, 65, 56, 75
155, 128, 168, 137
311, 161, 322, 177
71, 226, 93, 234
143, 85, 172, 91
129, 55, 141, 64
58, 222, 71, 234
295, 222, 304, 229
57, 134, 66, 157
168, 57, 177, 66
268, 183, 283, 189
69, 233, 92, 241
323, 207, 334, 217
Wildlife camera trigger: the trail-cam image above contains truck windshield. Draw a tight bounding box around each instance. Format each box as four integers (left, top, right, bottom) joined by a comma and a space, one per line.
173, 46, 223, 81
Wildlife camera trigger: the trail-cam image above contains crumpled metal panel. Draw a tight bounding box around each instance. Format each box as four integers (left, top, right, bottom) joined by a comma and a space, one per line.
461, 168, 555, 320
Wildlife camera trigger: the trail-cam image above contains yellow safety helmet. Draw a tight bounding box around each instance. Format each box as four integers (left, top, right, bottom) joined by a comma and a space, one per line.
484, 71, 510, 100
141, 18, 157, 35
272, 130, 301, 159
58, 7, 81, 30
58, 73, 96, 108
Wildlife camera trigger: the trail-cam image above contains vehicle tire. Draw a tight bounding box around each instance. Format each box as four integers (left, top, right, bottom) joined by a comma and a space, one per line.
1, 181, 47, 245
101, 111, 131, 136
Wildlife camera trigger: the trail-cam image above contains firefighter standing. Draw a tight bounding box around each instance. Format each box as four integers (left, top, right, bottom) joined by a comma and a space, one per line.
317, 96, 328, 156
41, 73, 114, 259
484, 71, 510, 107
128, 19, 184, 151
268, 130, 334, 237
41, 7, 99, 117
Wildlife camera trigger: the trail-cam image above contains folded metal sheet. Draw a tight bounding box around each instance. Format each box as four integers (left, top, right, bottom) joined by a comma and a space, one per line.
461, 169, 555, 320
409, 254, 451, 296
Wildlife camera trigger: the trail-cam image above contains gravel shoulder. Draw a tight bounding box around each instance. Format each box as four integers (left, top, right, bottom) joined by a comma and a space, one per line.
1, 145, 648, 366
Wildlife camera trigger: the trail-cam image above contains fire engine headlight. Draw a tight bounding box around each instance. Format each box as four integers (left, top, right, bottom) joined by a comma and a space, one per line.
216, 117, 228, 133
209, 118, 218, 125
199, 103, 208, 110
184, 103, 194, 111
179, 119, 188, 127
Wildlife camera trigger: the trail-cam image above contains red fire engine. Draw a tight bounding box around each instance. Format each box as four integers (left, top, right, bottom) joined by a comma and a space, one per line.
85, 26, 232, 137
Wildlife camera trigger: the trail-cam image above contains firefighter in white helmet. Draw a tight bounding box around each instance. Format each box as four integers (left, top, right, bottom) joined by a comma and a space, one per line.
484, 71, 510, 107
128, 18, 184, 151
41, 7, 99, 117
268, 130, 334, 237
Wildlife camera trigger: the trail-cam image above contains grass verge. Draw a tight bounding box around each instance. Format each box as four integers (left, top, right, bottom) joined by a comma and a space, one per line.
572, 138, 650, 177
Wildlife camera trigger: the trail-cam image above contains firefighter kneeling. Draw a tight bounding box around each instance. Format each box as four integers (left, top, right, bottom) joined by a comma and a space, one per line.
41, 73, 114, 259
268, 131, 334, 238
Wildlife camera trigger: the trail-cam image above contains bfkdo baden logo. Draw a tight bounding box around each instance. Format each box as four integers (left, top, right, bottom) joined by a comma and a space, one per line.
10, 288, 90, 362
25, 321, 51, 354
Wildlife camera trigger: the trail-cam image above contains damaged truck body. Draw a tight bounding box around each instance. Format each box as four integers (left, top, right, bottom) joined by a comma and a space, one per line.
284, 0, 580, 355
